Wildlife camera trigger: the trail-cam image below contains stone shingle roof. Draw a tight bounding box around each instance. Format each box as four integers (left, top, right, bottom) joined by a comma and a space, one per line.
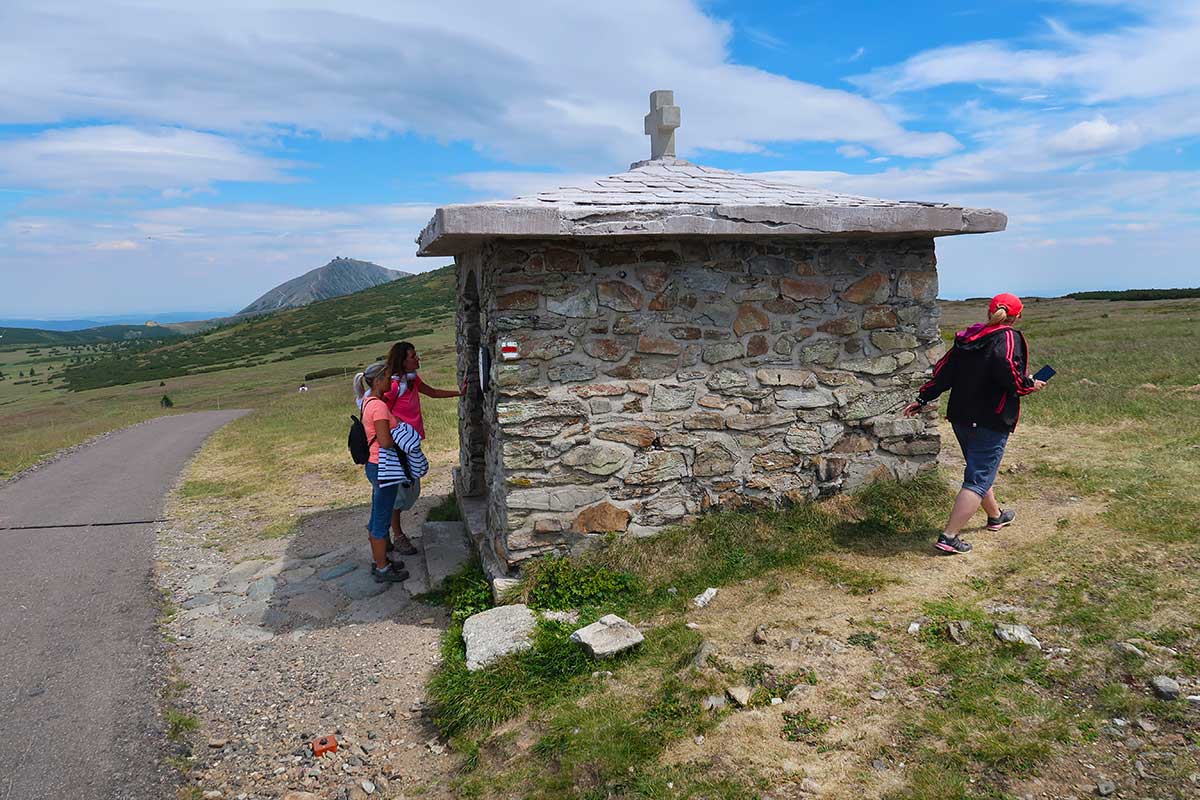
417, 158, 1005, 256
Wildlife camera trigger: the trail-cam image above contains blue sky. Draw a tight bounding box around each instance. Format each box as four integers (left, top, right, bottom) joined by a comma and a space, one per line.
1, 0, 1197, 316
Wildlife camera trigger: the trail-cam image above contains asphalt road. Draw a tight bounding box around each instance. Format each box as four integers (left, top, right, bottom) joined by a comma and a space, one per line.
0, 410, 248, 800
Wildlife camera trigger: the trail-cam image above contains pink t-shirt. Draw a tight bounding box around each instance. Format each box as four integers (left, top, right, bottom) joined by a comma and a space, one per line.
361, 396, 396, 464
385, 375, 425, 439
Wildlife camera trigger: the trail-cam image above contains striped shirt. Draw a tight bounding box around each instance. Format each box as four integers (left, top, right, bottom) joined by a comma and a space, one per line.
377, 420, 429, 487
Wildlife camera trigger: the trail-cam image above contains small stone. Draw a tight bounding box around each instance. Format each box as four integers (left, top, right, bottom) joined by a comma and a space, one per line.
207, 737, 229, 748
993, 623, 1041, 649
1112, 641, 1146, 658
753, 625, 769, 644
770, 697, 783, 706
1136, 718, 1157, 732
800, 777, 821, 795
947, 620, 971, 645
702, 694, 727, 711
871, 759, 887, 771
1150, 675, 1181, 700
361, 780, 376, 795
693, 587, 718, 608
1096, 779, 1115, 796
726, 686, 753, 707
685, 622, 701, 630
907, 621, 921, 636
202, 793, 223, 799
591, 670, 614, 679
694, 735, 705, 745
570, 614, 644, 658
869, 689, 889, 701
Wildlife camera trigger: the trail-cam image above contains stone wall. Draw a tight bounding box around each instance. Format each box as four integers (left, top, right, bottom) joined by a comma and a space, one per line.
461, 237, 944, 572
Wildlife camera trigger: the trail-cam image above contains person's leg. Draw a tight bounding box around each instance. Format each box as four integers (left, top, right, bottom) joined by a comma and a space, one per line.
390, 478, 421, 554
945, 488, 985, 536
370, 482, 403, 574
981, 487, 1001, 519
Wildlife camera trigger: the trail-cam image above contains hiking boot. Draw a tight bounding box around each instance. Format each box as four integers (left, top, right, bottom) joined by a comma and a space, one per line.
389, 535, 420, 556
371, 564, 410, 583
986, 509, 1016, 531
385, 549, 406, 568
935, 534, 972, 554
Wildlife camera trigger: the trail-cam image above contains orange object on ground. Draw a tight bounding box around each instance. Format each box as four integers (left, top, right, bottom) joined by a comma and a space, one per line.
311, 735, 338, 756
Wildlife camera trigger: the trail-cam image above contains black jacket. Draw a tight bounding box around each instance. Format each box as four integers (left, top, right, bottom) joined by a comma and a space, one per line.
916, 323, 1036, 432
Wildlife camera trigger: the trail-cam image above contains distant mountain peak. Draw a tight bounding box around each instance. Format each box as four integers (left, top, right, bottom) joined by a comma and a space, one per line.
239, 257, 409, 316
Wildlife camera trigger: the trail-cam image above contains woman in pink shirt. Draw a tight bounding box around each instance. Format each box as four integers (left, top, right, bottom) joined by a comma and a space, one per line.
381, 341, 466, 554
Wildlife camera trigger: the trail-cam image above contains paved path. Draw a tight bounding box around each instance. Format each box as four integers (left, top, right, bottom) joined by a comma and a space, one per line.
0, 410, 248, 800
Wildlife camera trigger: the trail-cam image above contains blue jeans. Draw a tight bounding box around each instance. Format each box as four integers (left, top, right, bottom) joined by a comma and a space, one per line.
952, 422, 1010, 498
364, 463, 399, 540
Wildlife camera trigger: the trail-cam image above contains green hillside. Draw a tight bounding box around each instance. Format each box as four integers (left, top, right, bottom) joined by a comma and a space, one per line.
63, 264, 456, 391
0, 324, 181, 346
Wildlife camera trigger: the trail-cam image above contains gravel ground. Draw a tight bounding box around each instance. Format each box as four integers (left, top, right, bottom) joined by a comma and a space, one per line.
157, 481, 461, 800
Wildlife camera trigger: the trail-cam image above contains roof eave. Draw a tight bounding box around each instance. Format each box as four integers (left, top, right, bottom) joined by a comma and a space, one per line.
416, 202, 1007, 257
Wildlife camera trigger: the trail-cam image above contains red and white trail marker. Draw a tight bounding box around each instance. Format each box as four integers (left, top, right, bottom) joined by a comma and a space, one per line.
499, 340, 519, 361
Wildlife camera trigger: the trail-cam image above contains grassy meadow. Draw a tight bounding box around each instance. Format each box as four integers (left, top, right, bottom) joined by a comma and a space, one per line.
4, 280, 1198, 798
422, 295, 1199, 800
0, 266, 455, 480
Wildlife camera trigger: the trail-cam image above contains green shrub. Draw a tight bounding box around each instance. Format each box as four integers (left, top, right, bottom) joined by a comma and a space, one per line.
523, 556, 639, 611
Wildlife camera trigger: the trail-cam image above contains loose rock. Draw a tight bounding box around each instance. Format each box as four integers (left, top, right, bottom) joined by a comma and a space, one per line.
1150, 675, 1181, 700
462, 604, 537, 671
993, 623, 1041, 649
1096, 779, 1116, 796
693, 587, 718, 608
726, 686, 753, 707
570, 614, 644, 658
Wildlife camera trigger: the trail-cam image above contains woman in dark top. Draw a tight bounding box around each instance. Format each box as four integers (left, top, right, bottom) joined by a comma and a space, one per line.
903, 293, 1047, 554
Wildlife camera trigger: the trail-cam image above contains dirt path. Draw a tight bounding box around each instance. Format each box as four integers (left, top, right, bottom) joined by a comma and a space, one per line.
0, 410, 249, 800
662, 424, 1123, 799
158, 474, 461, 800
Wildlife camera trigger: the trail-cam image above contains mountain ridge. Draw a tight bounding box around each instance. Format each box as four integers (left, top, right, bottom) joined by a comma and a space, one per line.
239, 257, 408, 316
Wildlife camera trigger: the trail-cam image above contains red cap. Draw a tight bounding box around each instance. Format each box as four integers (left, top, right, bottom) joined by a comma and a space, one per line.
989, 292, 1023, 319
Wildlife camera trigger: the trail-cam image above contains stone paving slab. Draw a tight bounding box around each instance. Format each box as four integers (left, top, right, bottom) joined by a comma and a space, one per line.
422, 522, 471, 591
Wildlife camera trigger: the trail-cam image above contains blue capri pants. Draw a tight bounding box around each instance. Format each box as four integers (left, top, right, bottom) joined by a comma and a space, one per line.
951, 422, 1010, 497
364, 462, 399, 540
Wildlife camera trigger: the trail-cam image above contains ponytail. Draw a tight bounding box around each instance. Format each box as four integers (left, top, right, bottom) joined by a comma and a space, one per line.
352, 372, 369, 408
987, 307, 1008, 325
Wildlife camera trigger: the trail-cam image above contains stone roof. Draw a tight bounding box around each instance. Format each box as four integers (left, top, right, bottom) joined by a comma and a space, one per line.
417, 158, 1006, 256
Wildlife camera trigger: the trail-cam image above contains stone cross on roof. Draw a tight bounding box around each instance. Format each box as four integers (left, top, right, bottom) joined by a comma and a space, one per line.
644, 90, 680, 160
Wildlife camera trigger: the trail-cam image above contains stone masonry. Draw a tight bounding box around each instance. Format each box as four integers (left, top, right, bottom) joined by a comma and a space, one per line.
455, 235, 944, 570
424, 91, 1005, 576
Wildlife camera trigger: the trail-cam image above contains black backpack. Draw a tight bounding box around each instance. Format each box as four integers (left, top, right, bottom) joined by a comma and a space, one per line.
348, 397, 379, 465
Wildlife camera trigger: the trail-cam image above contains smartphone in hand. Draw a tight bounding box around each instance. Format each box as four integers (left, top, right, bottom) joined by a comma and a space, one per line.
1033, 365, 1056, 382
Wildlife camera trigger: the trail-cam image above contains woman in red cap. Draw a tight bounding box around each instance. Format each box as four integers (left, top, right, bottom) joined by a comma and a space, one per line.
903, 292, 1047, 554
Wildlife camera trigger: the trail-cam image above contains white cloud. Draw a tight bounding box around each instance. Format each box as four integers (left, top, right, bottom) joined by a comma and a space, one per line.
0, 0, 956, 164
836, 144, 869, 159
1047, 115, 1141, 155
0, 202, 443, 315
0, 126, 294, 192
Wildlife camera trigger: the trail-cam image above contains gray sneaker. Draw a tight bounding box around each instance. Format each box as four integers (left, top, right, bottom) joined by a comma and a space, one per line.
371, 564, 410, 583
986, 509, 1016, 532
935, 534, 972, 554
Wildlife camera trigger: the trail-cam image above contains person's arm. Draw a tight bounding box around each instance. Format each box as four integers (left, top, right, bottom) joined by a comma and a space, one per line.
373, 418, 396, 449
904, 345, 956, 416
417, 376, 466, 399
382, 378, 400, 406
994, 330, 1041, 396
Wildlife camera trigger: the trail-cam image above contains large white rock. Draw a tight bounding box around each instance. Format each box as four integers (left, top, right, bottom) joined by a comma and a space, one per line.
462, 604, 537, 671
570, 614, 644, 658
